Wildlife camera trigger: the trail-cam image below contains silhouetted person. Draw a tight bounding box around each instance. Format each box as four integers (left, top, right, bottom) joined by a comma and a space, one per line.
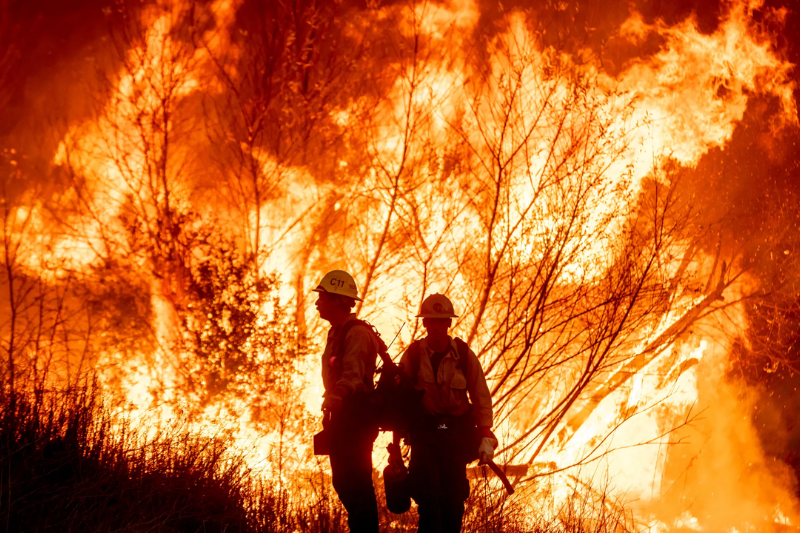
313, 270, 380, 533
399, 294, 497, 533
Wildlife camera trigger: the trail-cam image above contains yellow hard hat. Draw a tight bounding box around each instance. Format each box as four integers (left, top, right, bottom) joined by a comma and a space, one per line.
312, 270, 363, 301
416, 293, 458, 318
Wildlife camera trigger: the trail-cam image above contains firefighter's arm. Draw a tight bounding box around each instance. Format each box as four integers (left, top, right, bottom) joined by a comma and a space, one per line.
330, 325, 376, 400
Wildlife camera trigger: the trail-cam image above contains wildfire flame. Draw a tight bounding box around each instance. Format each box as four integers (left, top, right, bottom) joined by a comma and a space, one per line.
2, 0, 798, 530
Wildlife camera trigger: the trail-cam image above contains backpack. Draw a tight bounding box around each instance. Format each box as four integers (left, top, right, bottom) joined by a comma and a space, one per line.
329, 319, 423, 432
377, 337, 473, 433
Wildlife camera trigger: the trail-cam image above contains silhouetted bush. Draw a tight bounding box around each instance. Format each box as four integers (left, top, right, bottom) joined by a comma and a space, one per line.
0, 384, 252, 533
0, 383, 634, 533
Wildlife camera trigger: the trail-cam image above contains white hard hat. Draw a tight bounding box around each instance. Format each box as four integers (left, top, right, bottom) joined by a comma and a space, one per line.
312, 270, 362, 301
416, 293, 458, 318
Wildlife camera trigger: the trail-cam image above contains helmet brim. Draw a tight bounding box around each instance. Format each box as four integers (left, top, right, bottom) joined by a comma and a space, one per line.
312, 286, 363, 302
416, 313, 458, 318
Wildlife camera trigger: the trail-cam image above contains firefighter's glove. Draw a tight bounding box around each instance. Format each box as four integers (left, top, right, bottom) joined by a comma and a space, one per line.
478, 437, 498, 465
321, 394, 342, 414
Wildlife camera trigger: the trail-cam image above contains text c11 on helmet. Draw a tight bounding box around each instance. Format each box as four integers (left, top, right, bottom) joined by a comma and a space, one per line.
312, 270, 363, 301
416, 293, 458, 318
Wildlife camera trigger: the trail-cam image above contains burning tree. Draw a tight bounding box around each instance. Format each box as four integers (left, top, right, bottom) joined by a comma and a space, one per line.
292, 0, 794, 489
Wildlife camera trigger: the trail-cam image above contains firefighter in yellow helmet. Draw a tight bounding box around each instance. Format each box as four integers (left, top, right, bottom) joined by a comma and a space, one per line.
399, 294, 497, 533
312, 270, 381, 533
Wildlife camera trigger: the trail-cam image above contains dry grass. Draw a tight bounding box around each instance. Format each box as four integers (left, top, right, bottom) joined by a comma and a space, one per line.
0, 384, 252, 532
0, 382, 354, 533
0, 384, 636, 533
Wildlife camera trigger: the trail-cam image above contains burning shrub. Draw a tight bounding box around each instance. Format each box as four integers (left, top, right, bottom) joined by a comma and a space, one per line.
176, 237, 303, 416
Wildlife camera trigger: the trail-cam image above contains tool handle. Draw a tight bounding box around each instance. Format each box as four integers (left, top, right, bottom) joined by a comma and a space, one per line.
487, 460, 515, 495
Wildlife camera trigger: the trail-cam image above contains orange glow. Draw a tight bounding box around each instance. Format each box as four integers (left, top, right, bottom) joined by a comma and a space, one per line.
3, 0, 796, 529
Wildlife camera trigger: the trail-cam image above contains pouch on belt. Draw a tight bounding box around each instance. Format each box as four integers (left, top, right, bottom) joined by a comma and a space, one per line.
313, 428, 332, 456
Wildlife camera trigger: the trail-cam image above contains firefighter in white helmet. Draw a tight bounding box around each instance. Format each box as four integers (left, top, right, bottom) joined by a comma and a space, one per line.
399, 294, 497, 533
313, 270, 381, 533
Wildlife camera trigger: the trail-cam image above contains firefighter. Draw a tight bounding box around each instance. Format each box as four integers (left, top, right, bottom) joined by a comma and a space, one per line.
313, 270, 380, 533
399, 293, 497, 533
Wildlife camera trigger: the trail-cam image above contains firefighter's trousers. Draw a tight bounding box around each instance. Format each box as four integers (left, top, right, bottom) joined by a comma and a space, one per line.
329, 398, 379, 533
408, 417, 472, 533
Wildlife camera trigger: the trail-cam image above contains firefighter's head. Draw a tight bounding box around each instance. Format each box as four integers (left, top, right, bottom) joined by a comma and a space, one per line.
313, 270, 360, 323
417, 294, 457, 340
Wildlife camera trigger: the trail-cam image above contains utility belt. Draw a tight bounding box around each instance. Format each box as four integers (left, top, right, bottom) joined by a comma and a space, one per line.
410, 410, 482, 464
411, 411, 475, 432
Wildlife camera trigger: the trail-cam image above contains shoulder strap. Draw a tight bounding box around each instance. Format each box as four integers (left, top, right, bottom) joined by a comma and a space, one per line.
334, 319, 362, 361
332, 319, 392, 389
453, 338, 475, 411
336, 319, 393, 367
407, 340, 423, 385
453, 337, 470, 377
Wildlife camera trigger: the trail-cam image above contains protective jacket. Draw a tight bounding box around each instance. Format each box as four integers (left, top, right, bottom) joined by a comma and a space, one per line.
321, 313, 379, 400
399, 337, 493, 428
